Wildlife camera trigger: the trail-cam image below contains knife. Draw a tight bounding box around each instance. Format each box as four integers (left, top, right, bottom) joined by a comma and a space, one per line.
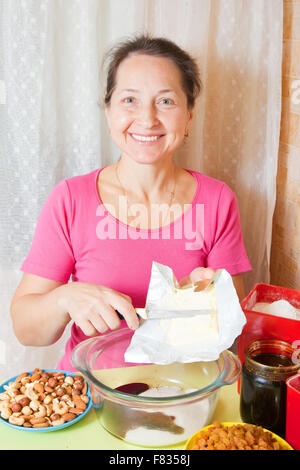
135, 307, 213, 320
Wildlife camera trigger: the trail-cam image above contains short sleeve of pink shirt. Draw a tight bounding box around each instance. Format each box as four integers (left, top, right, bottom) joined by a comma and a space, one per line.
21, 168, 251, 371
21, 180, 75, 283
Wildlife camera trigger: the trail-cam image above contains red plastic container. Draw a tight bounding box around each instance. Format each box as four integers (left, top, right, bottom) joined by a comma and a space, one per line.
238, 283, 300, 392
286, 374, 300, 450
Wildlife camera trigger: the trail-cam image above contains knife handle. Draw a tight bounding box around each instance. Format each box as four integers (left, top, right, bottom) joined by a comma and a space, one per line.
115, 310, 145, 320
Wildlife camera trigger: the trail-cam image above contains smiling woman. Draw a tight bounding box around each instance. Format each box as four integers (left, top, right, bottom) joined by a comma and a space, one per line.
10, 34, 251, 372
105, 54, 192, 167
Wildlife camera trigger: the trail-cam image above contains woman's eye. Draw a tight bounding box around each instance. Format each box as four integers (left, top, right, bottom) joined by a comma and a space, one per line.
123, 97, 135, 104
160, 98, 173, 105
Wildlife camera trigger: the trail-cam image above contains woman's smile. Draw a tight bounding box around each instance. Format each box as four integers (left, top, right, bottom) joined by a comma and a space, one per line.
128, 132, 165, 144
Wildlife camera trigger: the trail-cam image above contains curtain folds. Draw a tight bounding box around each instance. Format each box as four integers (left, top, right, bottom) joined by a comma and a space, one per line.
0, 0, 283, 378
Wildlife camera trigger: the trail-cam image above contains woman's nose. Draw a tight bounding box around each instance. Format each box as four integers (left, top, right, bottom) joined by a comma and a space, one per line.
137, 104, 159, 127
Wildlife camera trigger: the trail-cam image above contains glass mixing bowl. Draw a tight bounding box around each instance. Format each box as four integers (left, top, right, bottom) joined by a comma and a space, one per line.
71, 328, 241, 447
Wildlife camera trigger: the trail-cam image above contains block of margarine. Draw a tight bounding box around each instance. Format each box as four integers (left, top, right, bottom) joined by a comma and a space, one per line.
161, 285, 219, 346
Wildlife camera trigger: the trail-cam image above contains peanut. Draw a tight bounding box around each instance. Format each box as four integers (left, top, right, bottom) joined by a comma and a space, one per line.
1, 408, 12, 420
65, 376, 74, 386
9, 415, 25, 426
52, 418, 65, 426
21, 406, 33, 416
43, 395, 53, 405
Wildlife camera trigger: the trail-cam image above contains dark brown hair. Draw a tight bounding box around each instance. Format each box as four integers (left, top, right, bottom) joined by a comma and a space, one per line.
102, 34, 202, 109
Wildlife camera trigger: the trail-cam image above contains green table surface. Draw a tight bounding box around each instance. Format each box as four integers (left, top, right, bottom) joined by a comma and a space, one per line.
0, 383, 241, 450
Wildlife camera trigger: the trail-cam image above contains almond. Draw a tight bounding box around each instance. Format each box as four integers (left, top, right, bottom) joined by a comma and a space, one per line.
68, 407, 83, 415
73, 395, 86, 410
62, 412, 76, 422
33, 422, 49, 428
33, 383, 44, 394
30, 416, 47, 425
81, 382, 87, 395
23, 422, 32, 428
31, 373, 41, 382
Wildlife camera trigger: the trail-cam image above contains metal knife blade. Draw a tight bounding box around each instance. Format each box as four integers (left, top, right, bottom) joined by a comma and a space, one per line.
135, 307, 213, 320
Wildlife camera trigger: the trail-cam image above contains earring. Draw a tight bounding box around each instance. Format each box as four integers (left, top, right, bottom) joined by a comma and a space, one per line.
185, 130, 189, 137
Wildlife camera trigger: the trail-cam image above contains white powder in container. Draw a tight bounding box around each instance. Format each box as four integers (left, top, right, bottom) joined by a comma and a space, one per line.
124, 385, 214, 447
252, 300, 300, 320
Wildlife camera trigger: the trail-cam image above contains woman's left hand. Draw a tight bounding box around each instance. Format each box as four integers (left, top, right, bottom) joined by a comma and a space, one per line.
178, 267, 215, 289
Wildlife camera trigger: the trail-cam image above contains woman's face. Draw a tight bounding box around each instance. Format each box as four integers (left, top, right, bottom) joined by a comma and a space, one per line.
105, 53, 193, 165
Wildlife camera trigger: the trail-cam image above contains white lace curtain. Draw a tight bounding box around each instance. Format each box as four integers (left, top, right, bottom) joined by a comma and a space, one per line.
0, 0, 283, 379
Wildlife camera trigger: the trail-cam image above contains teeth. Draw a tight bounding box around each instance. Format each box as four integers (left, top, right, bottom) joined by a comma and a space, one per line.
131, 134, 160, 142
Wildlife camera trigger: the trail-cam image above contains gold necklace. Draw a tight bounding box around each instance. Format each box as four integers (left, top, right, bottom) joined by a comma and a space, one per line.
115, 159, 177, 229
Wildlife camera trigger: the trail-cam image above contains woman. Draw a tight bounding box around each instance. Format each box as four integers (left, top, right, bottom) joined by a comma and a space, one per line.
10, 35, 251, 371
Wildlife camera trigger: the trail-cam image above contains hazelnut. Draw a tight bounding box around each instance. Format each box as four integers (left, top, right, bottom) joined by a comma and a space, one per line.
73, 376, 84, 382
11, 403, 22, 413
73, 382, 83, 391
18, 397, 30, 408
48, 378, 58, 388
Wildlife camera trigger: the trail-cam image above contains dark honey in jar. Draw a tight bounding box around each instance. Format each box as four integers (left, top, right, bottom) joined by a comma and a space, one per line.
240, 339, 300, 437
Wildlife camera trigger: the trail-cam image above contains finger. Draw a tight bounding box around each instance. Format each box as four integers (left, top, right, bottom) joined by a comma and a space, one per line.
77, 319, 99, 337
189, 267, 215, 283
178, 268, 215, 287
94, 304, 122, 331
118, 292, 132, 302
193, 278, 211, 291
89, 309, 111, 333
109, 296, 139, 330
177, 274, 192, 287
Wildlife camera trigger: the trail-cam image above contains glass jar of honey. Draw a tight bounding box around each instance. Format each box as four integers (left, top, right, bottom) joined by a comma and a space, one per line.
240, 338, 300, 437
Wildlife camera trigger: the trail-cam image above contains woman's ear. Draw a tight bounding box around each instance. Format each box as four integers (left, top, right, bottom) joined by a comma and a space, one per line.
185, 110, 194, 136
104, 104, 111, 131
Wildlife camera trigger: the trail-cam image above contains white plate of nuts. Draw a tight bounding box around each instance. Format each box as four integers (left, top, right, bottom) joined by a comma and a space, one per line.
0, 369, 92, 432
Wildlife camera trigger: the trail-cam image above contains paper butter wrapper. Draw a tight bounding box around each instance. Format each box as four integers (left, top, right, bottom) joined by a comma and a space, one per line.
125, 261, 246, 364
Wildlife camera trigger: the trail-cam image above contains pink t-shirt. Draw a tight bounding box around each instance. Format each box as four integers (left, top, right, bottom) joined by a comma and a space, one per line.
21, 167, 251, 371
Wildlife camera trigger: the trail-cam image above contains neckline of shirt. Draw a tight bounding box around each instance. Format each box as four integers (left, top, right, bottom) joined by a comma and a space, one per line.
94, 166, 201, 234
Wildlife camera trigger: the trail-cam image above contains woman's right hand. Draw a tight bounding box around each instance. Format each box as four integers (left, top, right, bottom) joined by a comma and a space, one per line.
56, 282, 139, 337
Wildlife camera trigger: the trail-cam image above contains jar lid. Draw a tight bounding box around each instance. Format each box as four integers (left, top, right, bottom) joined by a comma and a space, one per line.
244, 338, 300, 381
